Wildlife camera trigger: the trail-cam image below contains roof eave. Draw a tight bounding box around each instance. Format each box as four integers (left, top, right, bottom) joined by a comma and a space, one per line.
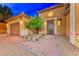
5, 13, 30, 22
38, 3, 64, 13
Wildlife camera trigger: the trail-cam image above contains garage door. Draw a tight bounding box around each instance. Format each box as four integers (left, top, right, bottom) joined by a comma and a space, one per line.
10, 22, 20, 35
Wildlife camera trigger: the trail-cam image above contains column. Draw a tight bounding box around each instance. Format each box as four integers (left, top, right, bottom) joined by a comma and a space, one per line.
70, 3, 75, 45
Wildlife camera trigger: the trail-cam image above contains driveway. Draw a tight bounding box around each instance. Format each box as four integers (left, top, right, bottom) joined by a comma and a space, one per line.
0, 34, 79, 56
0, 34, 35, 56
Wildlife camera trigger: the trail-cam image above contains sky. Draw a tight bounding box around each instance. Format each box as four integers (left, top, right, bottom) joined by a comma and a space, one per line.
1, 3, 59, 17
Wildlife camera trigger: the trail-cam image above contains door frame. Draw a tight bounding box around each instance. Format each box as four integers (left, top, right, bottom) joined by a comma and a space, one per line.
47, 20, 54, 35
45, 18, 57, 35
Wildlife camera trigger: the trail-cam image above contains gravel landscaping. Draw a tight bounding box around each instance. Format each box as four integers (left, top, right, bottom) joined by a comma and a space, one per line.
24, 33, 45, 43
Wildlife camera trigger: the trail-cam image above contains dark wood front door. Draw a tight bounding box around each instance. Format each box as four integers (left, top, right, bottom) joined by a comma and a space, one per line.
47, 20, 54, 35
10, 22, 20, 35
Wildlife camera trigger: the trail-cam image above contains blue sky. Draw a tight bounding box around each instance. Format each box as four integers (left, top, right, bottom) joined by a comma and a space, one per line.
1, 3, 59, 16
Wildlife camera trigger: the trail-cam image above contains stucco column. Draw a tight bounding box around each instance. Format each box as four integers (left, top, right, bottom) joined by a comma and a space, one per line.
44, 20, 47, 34
54, 18, 57, 35
7, 23, 11, 34
70, 3, 75, 45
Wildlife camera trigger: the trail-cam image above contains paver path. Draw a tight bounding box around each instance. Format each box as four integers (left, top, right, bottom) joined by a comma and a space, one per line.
18, 35, 79, 56
0, 34, 79, 56
18, 35, 58, 56
0, 34, 35, 56
54, 35, 79, 56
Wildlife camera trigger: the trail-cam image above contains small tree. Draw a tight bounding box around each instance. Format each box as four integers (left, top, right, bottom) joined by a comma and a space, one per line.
26, 16, 43, 34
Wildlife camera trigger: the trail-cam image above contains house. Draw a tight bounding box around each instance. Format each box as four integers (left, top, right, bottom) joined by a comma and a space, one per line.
0, 12, 33, 36
0, 4, 70, 36
0, 3, 79, 48
38, 3, 70, 36
38, 3, 79, 48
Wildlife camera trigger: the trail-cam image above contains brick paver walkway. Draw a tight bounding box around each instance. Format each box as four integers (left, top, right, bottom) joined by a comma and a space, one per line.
18, 35, 79, 56
54, 35, 79, 56
0, 34, 79, 56
0, 34, 35, 56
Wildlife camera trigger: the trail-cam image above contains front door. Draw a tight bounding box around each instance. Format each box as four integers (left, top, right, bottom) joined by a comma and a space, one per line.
47, 20, 54, 35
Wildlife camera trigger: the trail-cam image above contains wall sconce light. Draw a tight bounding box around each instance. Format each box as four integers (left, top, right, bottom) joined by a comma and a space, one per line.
6, 24, 8, 26
20, 21, 23, 24
57, 19, 61, 26
48, 12, 53, 17
44, 22, 46, 25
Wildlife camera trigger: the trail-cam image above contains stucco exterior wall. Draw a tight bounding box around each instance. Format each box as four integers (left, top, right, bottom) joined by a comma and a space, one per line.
39, 6, 66, 35
0, 23, 6, 34
74, 3, 79, 48
66, 12, 70, 37
75, 4, 79, 37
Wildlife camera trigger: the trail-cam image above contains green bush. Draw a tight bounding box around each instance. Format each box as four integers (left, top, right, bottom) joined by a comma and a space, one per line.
25, 16, 43, 34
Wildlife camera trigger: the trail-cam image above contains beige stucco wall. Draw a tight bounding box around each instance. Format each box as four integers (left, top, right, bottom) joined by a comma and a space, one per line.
75, 4, 79, 37
74, 3, 79, 48
66, 12, 70, 37
0, 23, 6, 33
39, 6, 66, 35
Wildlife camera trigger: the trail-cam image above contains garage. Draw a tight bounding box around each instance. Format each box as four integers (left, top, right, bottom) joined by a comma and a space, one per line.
10, 22, 20, 35
6, 13, 30, 36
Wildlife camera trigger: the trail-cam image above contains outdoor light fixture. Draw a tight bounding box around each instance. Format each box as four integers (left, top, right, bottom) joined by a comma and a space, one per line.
57, 19, 61, 26
44, 22, 46, 25
20, 21, 23, 24
48, 12, 53, 17
6, 24, 8, 26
